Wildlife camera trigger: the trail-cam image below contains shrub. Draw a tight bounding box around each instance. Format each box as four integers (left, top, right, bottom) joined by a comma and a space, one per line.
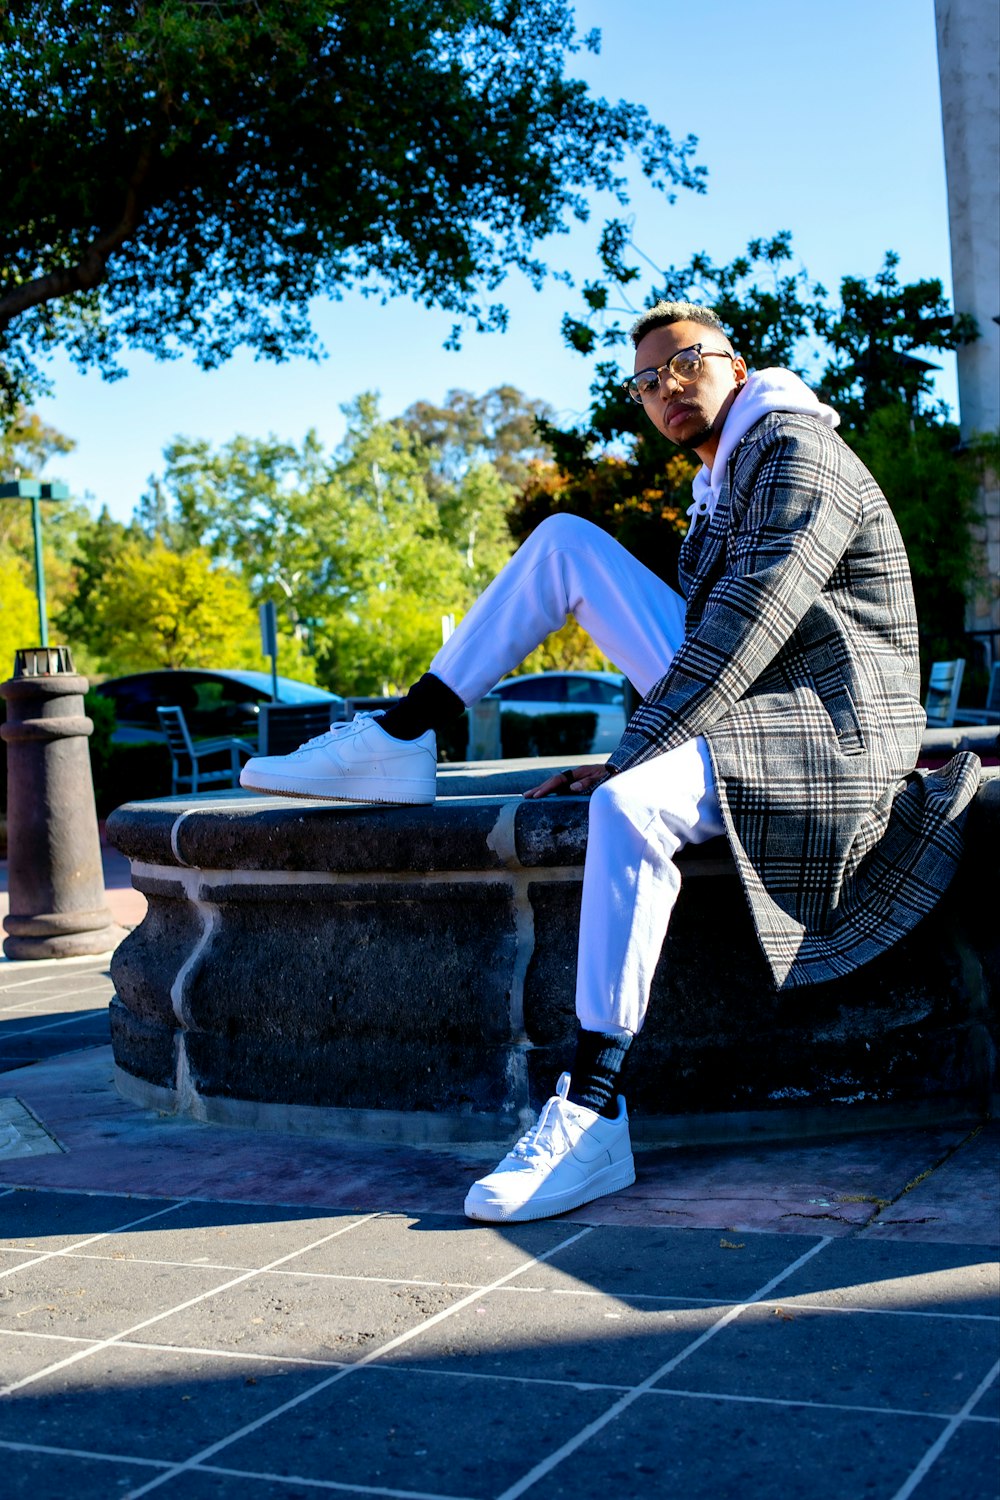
500, 710, 597, 758
84, 689, 116, 791
93, 742, 173, 817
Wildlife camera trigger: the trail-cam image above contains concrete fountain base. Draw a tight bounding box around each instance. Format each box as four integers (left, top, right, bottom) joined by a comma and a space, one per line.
106, 760, 999, 1145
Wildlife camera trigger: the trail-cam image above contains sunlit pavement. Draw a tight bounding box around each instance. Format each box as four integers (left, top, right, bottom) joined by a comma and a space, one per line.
0, 850, 997, 1499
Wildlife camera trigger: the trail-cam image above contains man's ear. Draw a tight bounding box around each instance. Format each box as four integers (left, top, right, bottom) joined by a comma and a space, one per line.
733, 355, 749, 387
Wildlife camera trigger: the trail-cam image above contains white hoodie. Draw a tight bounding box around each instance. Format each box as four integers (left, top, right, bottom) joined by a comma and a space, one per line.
687, 367, 840, 527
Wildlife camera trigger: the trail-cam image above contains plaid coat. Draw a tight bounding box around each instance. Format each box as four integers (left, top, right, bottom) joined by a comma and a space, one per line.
607, 411, 981, 989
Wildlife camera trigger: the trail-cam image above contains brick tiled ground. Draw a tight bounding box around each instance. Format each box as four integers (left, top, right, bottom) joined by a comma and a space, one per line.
0, 849, 997, 1500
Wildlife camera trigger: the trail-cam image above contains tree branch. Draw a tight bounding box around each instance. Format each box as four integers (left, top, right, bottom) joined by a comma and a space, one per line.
0, 142, 155, 328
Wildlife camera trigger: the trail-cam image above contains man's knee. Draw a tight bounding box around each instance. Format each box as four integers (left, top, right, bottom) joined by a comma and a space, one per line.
529, 513, 603, 554
589, 759, 709, 844
589, 774, 639, 829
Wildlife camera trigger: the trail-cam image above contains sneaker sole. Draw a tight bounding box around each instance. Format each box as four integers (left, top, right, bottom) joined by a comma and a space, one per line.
239, 773, 435, 806
463, 1157, 636, 1223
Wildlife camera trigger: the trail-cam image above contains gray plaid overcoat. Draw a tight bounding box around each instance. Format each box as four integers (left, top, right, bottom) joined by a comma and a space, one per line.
607, 411, 981, 989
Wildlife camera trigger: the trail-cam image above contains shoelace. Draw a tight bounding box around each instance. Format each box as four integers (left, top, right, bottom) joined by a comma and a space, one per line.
289, 711, 380, 756
508, 1095, 575, 1163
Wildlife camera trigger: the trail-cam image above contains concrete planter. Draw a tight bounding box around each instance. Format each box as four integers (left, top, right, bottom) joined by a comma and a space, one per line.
106, 762, 999, 1144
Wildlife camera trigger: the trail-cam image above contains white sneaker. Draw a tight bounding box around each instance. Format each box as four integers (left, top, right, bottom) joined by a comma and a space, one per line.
239, 713, 437, 804
464, 1074, 635, 1223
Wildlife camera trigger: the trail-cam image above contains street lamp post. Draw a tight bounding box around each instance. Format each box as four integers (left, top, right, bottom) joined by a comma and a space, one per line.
0, 478, 69, 647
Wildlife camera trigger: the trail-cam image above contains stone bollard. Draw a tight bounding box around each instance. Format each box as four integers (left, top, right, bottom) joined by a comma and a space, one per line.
1, 645, 125, 959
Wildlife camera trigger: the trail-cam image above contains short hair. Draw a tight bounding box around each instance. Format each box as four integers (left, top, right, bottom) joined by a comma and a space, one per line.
630, 301, 731, 350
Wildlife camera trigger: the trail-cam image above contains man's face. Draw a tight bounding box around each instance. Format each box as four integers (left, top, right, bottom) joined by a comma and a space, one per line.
632, 320, 747, 459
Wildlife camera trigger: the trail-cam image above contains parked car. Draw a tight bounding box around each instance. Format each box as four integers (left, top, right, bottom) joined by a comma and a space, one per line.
94, 670, 344, 744
491, 671, 627, 753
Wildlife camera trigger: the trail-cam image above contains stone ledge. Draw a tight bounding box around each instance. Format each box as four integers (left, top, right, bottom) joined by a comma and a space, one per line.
106, 759, 999, 1143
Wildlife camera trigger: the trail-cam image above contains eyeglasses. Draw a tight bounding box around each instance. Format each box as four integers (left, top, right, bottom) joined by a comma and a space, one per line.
623, 343, 737, 404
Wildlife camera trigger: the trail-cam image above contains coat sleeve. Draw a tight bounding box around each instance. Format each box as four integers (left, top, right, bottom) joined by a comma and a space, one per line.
607, 421, 863, 774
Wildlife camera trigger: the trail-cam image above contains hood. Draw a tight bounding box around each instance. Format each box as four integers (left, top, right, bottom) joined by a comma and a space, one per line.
688, 368, 840, 526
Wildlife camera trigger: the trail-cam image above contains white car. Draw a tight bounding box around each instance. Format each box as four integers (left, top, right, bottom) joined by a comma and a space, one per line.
492, 671, 628, 754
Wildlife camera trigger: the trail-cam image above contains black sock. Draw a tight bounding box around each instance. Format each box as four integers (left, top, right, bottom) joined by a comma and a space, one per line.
566, 1028, 633, 1119
378, 672, 466, 741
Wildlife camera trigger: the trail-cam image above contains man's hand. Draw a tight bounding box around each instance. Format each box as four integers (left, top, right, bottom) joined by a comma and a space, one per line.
522, 763, 613, 799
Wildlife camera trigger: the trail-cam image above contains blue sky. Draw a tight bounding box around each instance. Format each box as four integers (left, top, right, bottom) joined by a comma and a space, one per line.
34, 0, 956, 522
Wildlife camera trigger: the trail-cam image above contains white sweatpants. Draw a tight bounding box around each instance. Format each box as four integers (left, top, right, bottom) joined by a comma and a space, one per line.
430, 515, 725, 1037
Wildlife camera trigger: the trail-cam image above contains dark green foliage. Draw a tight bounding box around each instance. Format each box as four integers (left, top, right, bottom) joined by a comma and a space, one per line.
815, 253, 978, 437
0, 2, 705, 415
84, 688, 117, 791
500, 709, 597, 757
535, 231, 983, 658
55, 509, 137, 649
401, 386, 556, 494
93, 741, 173, 817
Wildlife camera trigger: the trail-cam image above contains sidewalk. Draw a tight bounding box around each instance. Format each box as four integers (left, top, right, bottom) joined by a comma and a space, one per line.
0, 844, 997, 1499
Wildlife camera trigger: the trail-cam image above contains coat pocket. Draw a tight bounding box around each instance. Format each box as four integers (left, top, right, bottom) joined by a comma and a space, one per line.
810, 645, 866, 756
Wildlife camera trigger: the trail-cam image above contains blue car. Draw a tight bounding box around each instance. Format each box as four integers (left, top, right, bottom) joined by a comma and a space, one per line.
95, 669, 344, 743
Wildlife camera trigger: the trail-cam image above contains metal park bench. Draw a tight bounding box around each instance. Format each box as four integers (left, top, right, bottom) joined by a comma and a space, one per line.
156, 705, 255, 795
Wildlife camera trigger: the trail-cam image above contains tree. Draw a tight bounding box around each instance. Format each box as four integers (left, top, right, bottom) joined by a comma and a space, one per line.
53, 506, 135, 655
401, 386, 556, 494
815, 253, 978, 437
0, 405, 74, 483
0, 556, 38, 677
436, 460, 520, 595
0, 405, 80, 554
0, 2, 705, 416
82, 539, 262, 672
850, 405, 979, 660
139, 395, 486, 692
530, 228, 980, 660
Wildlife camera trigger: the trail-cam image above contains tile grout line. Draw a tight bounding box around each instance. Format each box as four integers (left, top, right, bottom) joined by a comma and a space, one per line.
889, 1357, 1000, 1500
0, 1327, 348, 1366
11, 1243, 1000, 1322
1, 1011, 111, 1039
0, 967, 110, 993
0, 983, 113, 1013
199, 1462, 470, 1499
6, 1243, 998, 1322
3, 1321, 999, 1425
493, 1235, 835, 1500
0, 1439, 464, 1500
0, 1210, 382, 1396
117, 1225, 598, 1500
0, 1438, 169, 1475
643, 1382, 999, 1423
0, 1199, 191, 1282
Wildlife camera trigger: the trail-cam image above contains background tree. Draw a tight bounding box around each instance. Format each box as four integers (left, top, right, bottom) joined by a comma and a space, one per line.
400, 385, 554, 591
0, 1, 704, 416
531, 226, 980, 671
0, 557, 38, 676
0, 406, 82, 556
402, 386, 556, 495
0, 406, 75, 485
80, 539, 262, 674
136, 395, 510, 693
0, 406, 97, 662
